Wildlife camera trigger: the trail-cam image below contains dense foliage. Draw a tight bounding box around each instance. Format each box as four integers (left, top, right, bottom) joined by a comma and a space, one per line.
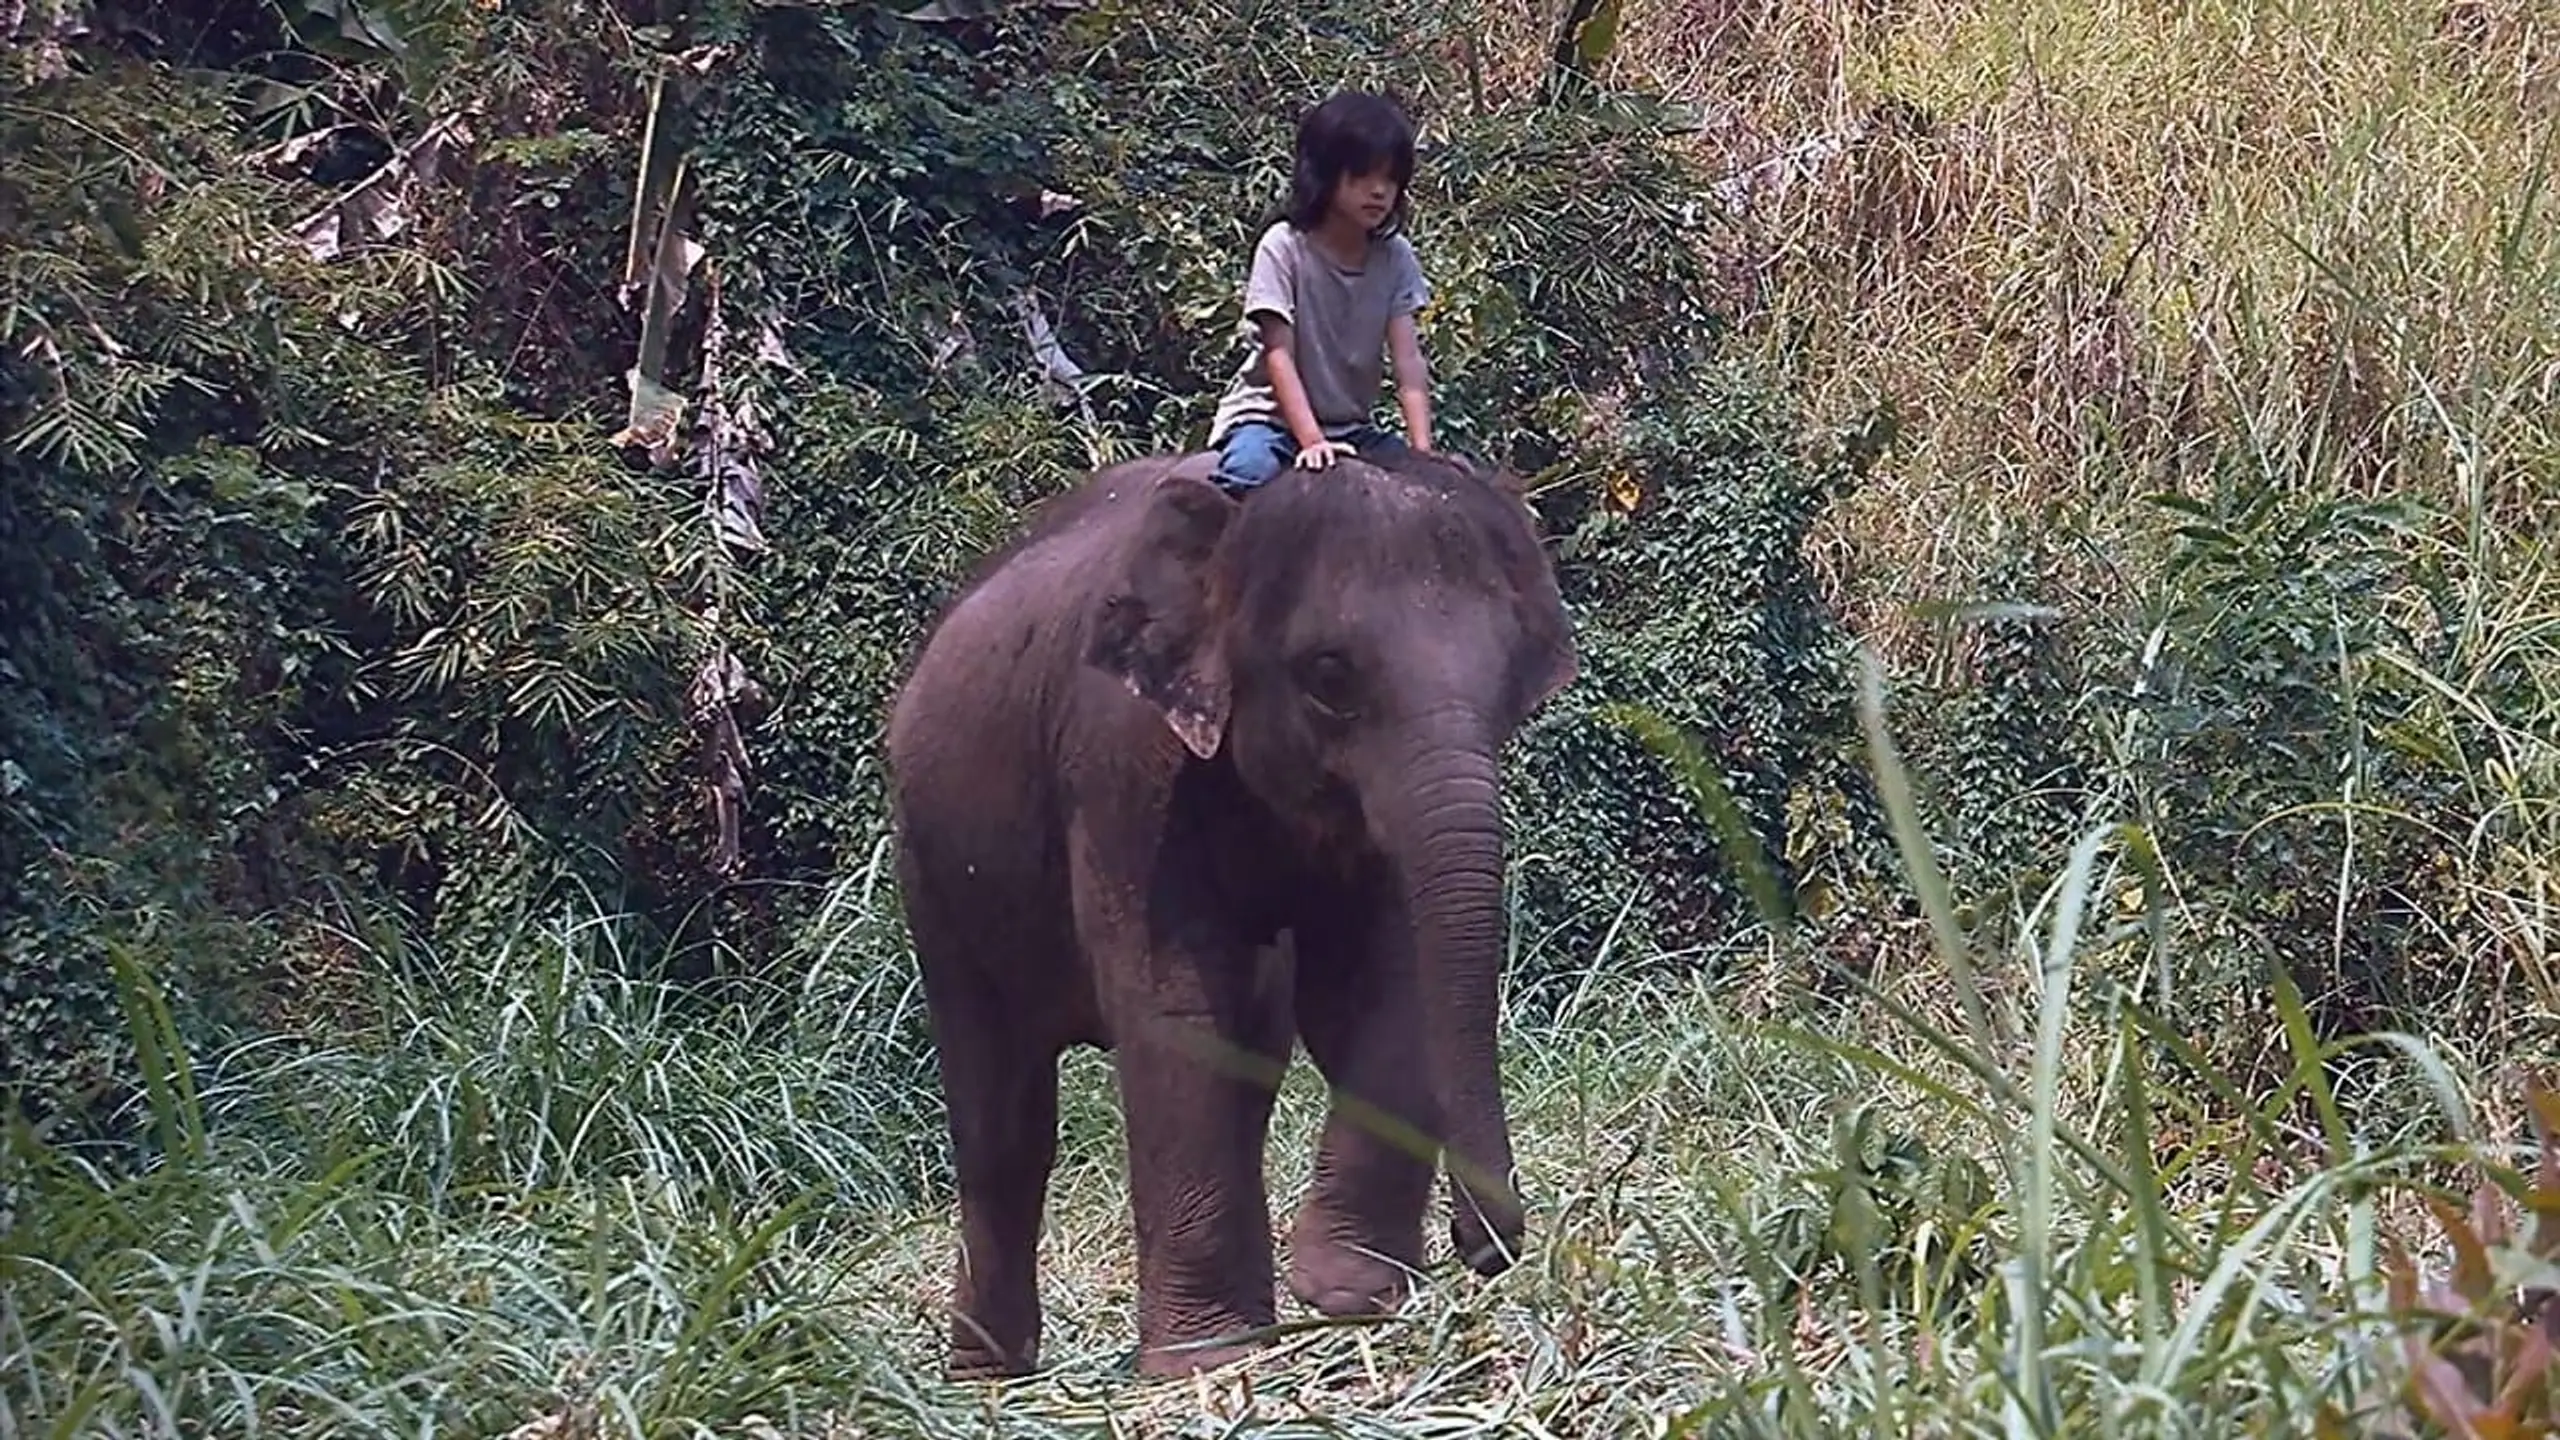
4, 0, 2556, 1432
2, 0, 1895, 1111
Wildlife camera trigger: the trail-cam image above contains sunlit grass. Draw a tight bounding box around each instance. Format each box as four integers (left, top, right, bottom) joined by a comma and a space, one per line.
1445, 0, 2558, 654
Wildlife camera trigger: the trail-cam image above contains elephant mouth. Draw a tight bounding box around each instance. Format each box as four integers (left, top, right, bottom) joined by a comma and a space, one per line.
1292, 795, 1373, 878
1237, 752, 1368, 863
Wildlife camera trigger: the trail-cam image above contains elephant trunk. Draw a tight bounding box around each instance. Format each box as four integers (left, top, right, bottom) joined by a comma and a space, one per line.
1382, 720, 1523, 1276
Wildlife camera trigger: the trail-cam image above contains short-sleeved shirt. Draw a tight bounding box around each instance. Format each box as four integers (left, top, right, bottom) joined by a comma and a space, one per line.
1208, 221, 1430, 444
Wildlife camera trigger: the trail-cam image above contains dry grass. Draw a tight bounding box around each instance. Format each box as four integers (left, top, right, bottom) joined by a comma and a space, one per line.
1457, 0, 2557, 662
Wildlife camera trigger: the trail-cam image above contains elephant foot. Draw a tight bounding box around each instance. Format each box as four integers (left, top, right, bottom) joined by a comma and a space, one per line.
944, 1324, 1037, 1383
1134, 1302, 1277, 1377
945, 1350, 1035, 1383
1285, 1230, 1418, 1317
1448, 1184, 1527, 1279
1136, 1333, 1267, 1378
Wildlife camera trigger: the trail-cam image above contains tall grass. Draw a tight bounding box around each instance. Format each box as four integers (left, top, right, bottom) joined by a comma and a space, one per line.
1455, 0, 2556, 652
9, 662, 2549, 1437
0, 863, 954, 1438
1498, 0, 2560, 1073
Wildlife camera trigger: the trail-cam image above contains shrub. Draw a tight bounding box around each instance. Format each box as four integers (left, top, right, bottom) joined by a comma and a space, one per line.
1504, 364, 1892, 986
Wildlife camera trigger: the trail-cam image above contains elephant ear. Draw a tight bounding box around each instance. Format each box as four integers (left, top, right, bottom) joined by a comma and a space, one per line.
1516, 586, 1579, 715
1479, 467, 1578, 716
1087, 472, 1238, 759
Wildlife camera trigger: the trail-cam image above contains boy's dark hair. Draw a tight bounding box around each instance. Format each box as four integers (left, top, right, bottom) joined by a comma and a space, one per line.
1283, 91, 1417, 236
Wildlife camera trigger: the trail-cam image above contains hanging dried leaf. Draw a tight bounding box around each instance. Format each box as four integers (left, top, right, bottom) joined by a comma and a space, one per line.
707, 440, 768, 553
286, 110, 472, 262
754, 312, 803, 376
687, 269, 769, 555
1013, 288, 1096, 427
686, 644, 764, 879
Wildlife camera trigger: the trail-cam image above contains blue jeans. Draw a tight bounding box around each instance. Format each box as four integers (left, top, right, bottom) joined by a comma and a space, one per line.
1211, 420, 1410, 494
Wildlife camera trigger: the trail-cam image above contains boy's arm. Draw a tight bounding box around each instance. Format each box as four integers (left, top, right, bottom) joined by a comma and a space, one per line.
1387, 239, 1434, 452
1255, 314, 1333, 454
1387, 311, 1433, 453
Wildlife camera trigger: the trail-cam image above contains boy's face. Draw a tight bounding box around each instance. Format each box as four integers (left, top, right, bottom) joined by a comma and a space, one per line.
1331, 163, 1401, 231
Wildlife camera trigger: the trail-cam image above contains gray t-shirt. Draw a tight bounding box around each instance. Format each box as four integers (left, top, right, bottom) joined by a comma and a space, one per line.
1208, 221, 1430, 444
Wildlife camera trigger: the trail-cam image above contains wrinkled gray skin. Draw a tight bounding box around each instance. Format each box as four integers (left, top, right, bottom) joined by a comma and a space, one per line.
884, 448, 1577, 1379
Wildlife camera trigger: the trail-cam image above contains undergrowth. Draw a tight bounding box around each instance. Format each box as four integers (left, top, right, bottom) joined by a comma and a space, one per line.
7, 679, 2552, 1438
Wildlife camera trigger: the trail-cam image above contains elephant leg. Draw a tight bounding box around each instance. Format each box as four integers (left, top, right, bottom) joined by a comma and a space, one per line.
1285, 900, 1439, 1317
1111, 1011, 1289, 1376
1077, 847, 1289, 1375
939, 1025, 1060, 1379
910, 870, 1062, 1379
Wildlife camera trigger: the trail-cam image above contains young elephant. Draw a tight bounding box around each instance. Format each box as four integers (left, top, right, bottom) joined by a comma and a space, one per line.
884, 446, 1577, 1379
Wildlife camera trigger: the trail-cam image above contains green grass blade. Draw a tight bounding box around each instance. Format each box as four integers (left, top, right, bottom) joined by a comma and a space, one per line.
1855, 648, 2005, 1072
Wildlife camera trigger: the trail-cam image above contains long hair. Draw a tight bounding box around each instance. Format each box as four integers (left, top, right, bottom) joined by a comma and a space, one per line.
1280, 91, 1417, 237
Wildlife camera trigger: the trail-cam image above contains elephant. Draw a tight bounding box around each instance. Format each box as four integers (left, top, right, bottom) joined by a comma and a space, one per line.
883, 443, 1577, 1380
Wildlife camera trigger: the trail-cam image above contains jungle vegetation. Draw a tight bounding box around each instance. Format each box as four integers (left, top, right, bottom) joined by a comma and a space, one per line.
2, 0, 2554, 1433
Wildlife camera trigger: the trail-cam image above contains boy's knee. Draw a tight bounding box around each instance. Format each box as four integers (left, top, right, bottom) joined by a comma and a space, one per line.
1213, 424, 1291, 493
1349, 427, 1411, 466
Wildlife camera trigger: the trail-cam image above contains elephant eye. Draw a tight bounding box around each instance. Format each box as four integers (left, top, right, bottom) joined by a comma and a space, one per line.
1299, 650, 1361, 719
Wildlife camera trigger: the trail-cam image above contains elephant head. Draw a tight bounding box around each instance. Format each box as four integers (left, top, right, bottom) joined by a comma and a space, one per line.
1086, 450, 1577, 1273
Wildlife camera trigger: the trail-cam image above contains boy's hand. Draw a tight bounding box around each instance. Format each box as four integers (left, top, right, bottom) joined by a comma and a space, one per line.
1293, 439, 1357, 470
